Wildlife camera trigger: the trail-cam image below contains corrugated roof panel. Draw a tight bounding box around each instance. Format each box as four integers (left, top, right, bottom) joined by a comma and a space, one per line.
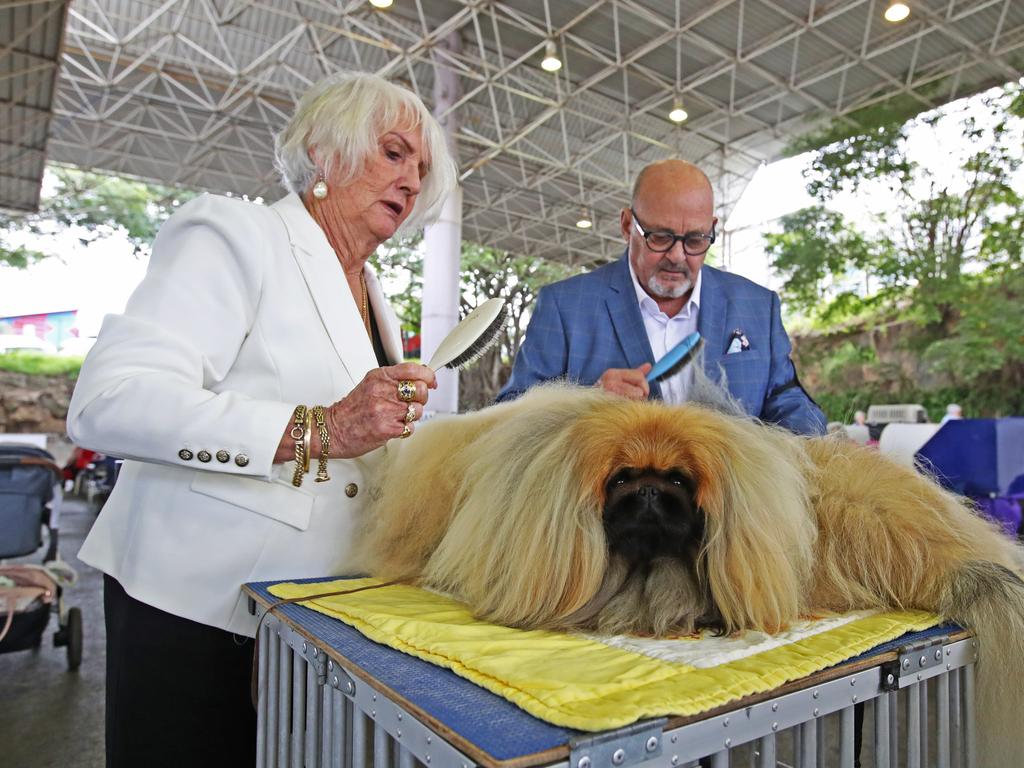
8, 0, 1022, 252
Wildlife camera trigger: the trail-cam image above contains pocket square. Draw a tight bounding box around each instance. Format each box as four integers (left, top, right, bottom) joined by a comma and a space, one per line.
727, 328, 750, 354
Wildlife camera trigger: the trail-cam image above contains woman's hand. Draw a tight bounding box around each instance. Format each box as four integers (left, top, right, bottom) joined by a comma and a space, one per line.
325, 363, 437, 458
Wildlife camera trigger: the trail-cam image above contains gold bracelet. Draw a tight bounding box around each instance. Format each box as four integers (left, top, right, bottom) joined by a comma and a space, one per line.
312, 405, 330, 482
302, 408, 312, 476
291, 405, 307, 487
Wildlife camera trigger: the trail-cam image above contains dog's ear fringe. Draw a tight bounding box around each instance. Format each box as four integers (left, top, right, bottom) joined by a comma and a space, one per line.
421, 385, 615, 627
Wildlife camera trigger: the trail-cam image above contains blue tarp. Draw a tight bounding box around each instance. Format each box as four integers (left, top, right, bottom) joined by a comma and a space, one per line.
916, 418, 1024, 535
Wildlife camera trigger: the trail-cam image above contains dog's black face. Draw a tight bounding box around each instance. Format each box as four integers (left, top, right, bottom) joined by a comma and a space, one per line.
602, 467, 704, 569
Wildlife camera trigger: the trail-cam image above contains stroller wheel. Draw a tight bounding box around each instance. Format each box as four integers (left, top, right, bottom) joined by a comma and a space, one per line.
65, 607, 83, 671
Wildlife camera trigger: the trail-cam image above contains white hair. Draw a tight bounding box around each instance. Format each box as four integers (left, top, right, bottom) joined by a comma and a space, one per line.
274, 71, 458, 234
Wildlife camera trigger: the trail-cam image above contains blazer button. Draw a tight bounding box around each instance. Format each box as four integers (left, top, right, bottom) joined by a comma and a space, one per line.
234, 454, 250, 467
197, 450, 212, 463
178, 449, 194, 461
216, 450, 230, 463
345, 483, 358, 498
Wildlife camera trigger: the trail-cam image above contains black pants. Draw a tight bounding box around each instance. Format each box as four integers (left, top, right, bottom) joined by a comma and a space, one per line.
104, 575, 256, 768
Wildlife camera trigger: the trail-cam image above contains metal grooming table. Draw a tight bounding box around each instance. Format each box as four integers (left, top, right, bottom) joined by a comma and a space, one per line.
245, 578, 977, 768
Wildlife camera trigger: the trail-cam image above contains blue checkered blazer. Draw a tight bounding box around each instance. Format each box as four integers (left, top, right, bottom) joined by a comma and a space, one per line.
497, 254, 825, 435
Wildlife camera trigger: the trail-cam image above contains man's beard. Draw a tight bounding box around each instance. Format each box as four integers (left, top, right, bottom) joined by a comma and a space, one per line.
647, 268, 692, 299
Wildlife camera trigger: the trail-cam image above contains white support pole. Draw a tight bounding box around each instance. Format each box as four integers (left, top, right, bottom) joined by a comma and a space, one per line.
422, 32, 462, 415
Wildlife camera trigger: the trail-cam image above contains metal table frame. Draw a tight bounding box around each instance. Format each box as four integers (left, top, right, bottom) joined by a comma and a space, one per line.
245, 582, 976, 768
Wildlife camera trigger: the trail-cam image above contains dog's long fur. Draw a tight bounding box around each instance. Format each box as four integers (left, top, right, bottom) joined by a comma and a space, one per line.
358, 385, 1024, 763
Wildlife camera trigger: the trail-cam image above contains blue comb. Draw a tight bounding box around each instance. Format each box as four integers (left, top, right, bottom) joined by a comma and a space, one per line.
646, 331, 703, 383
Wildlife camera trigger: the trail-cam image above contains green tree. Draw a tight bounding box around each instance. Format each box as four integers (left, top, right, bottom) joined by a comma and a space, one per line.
1, 166, 197, 267
457, 244, 579, 410
771, 83, 1024, 416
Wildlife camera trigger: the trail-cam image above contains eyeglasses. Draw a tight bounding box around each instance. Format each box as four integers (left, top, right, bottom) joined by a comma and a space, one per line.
630, 208, 716, 255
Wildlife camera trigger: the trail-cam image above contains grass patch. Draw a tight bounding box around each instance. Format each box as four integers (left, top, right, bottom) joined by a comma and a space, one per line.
0, 351, 82, 377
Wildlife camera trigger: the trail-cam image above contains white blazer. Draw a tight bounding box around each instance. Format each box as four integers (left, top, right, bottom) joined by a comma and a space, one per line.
69, 193, 404, 635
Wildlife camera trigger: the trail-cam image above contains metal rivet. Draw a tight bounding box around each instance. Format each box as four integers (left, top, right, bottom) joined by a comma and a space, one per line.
935, 649, 942, 661
577, 758, 591, 768
852, 695, 858, 703
234, 453, 250, 467
917, 673, 922, 681
772, 722, 779, 731
302, 642, 307, 653
724, 738, 731, 748
723, 717, 729, 727
425, 757, 431, 764
346, 682, 353, 694
772, 703, 778, 712
812, 690, 819, 699
671, 757, 679, 766
919, 655, 927, 667
371, 710, 376, 717
177, 449, 194, 461
396, 729, 402, 738
671, 735, 677, 744
216, 449, 230, 463
372, 694, 377, 701
312, 648, 318, 657
427, 737, 432, 745
946, 663, 951, 670
197, 450, 212, 462
397, 713, 402, 721
332, 676, 338, 686
814, 708, 819, 716
887, 674, 895, 685
328, 660, 334, 671
851, 677, 856, 685
612, 749, 626, 765
946, 648, 952, 656
646, 737, 658, 752
902, 658, 911, 670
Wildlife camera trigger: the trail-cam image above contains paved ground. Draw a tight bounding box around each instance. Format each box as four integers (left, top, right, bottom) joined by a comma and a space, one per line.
0, 496, 105, 768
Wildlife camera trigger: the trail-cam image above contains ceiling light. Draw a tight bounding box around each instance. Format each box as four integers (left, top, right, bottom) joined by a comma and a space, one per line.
575, 213, 593, 229
884, 2, 909, 22
369, 0, 393, 8
669, 100, 688, 123
541, 40, 562, 72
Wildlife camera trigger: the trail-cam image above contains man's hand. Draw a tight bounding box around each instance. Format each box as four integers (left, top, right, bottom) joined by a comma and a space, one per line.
595, 363, 652, 400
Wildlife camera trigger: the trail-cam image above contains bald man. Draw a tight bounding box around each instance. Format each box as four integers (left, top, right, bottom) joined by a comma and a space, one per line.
497, 159, 825, 435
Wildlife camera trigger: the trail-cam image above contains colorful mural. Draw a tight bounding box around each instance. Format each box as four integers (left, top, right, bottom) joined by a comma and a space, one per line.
0, 310, 79, 350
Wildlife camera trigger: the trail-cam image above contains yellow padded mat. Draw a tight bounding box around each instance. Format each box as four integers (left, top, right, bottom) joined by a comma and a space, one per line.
268, 578, 941, 731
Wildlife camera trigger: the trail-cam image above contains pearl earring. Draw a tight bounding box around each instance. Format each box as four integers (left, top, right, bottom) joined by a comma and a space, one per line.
312, 174, 328, 200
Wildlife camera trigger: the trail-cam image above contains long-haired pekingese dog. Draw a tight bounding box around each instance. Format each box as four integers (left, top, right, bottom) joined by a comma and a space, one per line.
358, 384, 1024, 764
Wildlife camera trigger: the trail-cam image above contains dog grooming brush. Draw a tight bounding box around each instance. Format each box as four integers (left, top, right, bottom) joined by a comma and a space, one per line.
646, 331, 703, 383
426, 298, 507, 371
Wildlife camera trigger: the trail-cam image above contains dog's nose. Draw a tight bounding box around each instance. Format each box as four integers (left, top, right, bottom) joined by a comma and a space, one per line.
638, 484, 659, 498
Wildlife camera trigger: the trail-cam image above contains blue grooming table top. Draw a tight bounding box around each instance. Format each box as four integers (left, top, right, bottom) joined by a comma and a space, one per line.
245, 577, 960, 766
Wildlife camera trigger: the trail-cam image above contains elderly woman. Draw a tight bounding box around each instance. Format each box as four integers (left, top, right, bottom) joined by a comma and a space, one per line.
67, 72, 457, 767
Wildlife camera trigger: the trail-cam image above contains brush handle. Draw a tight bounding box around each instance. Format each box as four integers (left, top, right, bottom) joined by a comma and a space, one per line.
646, 332, 702, 382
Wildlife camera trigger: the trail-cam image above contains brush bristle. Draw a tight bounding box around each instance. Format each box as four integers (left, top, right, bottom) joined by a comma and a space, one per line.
650, 338, 704, 383
444, 303, 508, 370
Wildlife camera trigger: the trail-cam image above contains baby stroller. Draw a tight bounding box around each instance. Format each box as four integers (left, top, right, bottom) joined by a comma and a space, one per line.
0, 442, 82, 670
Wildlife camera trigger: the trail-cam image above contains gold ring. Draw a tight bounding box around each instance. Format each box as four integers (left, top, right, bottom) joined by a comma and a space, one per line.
401, 424, 412, 439
397, 380, 416, 402
404, 403, 416, 423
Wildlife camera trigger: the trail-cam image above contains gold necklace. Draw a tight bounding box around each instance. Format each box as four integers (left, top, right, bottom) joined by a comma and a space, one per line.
359, 272, 371, 338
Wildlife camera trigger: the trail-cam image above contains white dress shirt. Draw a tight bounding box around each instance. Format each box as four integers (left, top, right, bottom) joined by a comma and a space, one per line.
628, 260, 702, 404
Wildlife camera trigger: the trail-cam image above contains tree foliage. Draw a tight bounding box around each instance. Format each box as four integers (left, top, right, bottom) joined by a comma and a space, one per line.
770, 82, 1024, 416
1, 166, 197, 267
372, 235, 580, 409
